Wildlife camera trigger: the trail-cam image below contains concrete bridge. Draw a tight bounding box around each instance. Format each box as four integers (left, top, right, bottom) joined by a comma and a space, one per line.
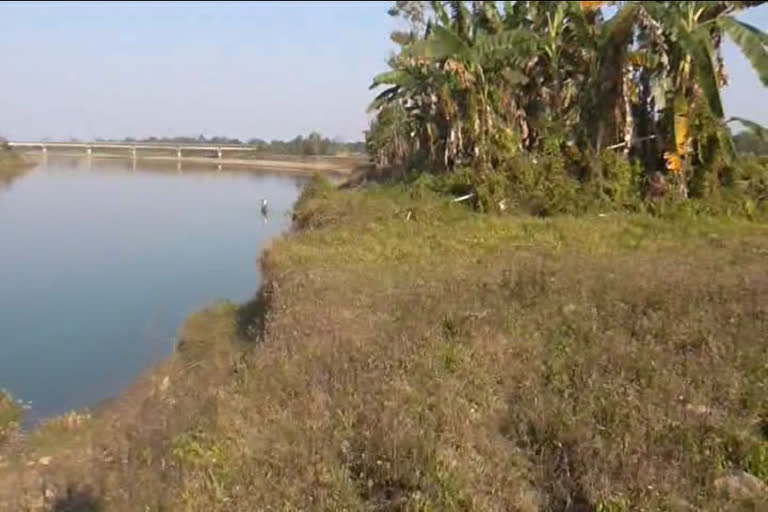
6, 140, 370, 175
6, 141, 262, 161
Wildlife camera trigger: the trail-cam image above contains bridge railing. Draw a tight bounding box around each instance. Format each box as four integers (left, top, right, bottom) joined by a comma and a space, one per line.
6, 141, 264, 160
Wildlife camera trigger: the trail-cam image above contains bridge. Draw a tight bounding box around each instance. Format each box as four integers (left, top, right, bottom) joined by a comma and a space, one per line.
5, 140, 371, 175
6, 141, 262, 161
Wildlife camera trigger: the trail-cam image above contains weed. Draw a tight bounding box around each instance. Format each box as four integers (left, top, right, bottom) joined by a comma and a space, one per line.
0, 391, 21, 444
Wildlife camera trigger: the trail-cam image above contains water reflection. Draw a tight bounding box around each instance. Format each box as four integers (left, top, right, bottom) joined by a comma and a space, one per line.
0, 157, 307, 422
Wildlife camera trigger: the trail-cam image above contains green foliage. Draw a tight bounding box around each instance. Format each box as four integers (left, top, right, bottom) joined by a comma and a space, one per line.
292, 174, 342, 230
503, 151, 581, 216
111, 133, 366, 156
367, 0, 768, 208
720, 431, 768, 484
734, 131, 768, 156
745, 442, 768, 482
720, 17, 768, 87
172, 431, 227, 469
596, 497, 630, 512
0, 391, 21, 443
405, 145, 768, 219
365, 103, 413, 172
421, 148, 646, 216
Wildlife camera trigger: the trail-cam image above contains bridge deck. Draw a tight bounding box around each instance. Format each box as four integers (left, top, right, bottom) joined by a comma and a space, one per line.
7, 141, 261, 152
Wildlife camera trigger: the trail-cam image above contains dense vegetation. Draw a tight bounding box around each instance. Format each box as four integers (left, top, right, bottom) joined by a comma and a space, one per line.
98, 132, 366, 156
0, 392, 20, 445
366, 1, 768, 215
735, 128, 768, 155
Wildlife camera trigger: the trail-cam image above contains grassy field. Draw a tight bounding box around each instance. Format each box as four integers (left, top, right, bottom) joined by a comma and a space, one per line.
1, 178, 767, 510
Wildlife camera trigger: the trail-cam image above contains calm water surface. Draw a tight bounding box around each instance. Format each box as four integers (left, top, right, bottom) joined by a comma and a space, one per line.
0, 158, 306, 422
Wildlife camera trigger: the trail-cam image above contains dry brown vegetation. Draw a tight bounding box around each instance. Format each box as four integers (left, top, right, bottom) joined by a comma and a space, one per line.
2, 177, 768, 511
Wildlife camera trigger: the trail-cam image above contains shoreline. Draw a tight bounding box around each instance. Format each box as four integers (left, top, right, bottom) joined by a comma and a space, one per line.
0, 151, 34, 185
0, 160, 304, 431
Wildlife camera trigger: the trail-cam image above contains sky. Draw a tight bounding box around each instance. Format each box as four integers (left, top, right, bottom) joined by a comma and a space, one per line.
0, 1, 765, 143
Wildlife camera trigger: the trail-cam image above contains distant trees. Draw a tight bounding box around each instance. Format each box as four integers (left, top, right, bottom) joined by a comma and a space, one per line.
110, 132, 365, 156
120, 135, 244, 145
244, 133, 365, 155
734, 130, 768, 156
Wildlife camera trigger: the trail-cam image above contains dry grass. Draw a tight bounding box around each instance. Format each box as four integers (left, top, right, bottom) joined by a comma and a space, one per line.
0, 392, 21, 445
2, 178, 768, 510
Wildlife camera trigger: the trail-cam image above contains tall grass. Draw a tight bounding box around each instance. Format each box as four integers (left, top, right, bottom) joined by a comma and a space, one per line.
0, 391, 21, 444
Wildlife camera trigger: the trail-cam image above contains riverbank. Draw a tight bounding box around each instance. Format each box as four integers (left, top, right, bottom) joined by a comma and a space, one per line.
0, 393, 20, 445
19, 150, 371, 175
0, 150, 32, 185
1, 178, 768, 510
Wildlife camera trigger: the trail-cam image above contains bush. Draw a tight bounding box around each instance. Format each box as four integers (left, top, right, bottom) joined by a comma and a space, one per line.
368, 141, 768, 220
292, 174, 337, 229
640, 157, 768, 220
0, 391, 21, 443
480, 148, 640, 216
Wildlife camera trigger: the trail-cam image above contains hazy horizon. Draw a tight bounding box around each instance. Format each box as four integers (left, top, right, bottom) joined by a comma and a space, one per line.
0, 1, 765, 143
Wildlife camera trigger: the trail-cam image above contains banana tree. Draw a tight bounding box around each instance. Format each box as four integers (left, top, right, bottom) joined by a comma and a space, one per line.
372, 1, 543, 169
639, 1, 768, 197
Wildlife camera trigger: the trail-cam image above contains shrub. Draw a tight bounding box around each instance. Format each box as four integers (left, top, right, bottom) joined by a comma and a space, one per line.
0, 391, 21, 443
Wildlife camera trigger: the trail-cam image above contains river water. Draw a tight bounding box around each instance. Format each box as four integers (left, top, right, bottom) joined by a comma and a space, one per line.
0, 157, 306, 422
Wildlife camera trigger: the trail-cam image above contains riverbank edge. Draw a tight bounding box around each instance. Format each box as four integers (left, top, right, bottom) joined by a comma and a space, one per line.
0, 150, 34, 184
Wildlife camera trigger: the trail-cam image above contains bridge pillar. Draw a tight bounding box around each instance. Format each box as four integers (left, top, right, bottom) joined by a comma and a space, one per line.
86, 146, 92, 156
41, 145, 47, 154
131, 147, 137, 160
217, 147, 222, 160
176, 148, 182, 160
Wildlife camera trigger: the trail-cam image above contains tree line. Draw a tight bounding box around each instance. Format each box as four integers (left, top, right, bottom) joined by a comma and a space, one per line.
94, 133, 365, 156
366, 1, 768, 212
734, 129, 768, 155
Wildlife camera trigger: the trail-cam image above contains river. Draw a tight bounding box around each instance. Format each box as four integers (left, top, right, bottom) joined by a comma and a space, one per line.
0, 157, 306, 423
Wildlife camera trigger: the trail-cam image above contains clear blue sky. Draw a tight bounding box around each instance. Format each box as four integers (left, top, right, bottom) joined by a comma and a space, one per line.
0, 1, 765, 143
